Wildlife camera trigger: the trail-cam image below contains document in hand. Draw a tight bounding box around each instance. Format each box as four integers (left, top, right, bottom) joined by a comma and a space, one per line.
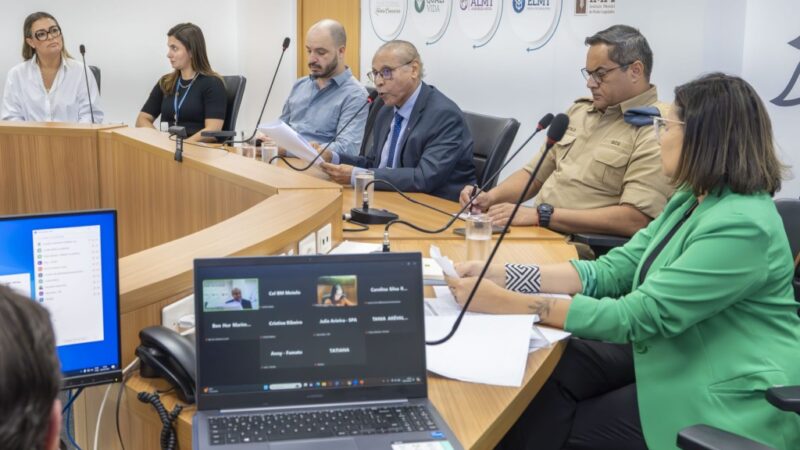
257, 120, 322, 165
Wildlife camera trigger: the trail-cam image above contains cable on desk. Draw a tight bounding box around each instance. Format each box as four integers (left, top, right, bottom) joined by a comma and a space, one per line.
136, 391, 184, 450
115, 358, 140, 450
65, 389, 83, 450
343, 218, 370, 232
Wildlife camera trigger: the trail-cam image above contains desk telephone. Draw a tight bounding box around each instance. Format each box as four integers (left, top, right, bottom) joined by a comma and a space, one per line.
136, 326, 197, 404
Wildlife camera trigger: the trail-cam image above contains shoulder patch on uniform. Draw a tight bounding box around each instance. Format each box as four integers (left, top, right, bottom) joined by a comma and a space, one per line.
574, 96, 593, 104
624, 106, 661, 127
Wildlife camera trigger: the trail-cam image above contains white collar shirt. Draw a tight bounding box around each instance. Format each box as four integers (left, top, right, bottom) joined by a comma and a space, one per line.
1, 56, 104, 123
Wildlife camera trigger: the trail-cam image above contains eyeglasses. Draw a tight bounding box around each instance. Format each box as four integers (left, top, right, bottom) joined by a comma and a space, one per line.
32, 26, 61, 41
367, 60, 415, 83
581, 63, 632, 84
652, 116, 684, 143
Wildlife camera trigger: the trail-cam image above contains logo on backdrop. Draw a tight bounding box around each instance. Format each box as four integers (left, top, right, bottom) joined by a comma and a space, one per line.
412, 0, 454, 45
772, 36, 800, 107
508, 0, 563, 52
455, 0, 502, 48
368, 0, 408, 41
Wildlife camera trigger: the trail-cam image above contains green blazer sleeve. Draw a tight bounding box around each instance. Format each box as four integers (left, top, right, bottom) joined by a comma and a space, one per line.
566, 201, 769, 343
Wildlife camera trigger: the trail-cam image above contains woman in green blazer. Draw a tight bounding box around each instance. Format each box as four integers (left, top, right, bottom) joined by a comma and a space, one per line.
448, 73, 800, 449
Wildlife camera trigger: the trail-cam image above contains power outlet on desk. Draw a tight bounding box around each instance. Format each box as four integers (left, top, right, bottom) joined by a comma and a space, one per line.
162, 294, 194, 332
317, 223, 332, 254
299, 232, 317, 255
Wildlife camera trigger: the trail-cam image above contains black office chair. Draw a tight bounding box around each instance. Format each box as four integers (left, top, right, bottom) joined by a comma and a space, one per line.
222, 75, 247, 132
89, 65, 101, 94
359, 86, 384, 157
676, 198, 800, 450
463, 111, 520, 189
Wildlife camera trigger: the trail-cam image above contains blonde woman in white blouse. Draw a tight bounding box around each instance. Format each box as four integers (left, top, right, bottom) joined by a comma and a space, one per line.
1, 11, 103, 123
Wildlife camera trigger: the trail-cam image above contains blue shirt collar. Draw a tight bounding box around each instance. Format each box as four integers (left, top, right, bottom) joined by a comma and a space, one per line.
394, 82, 422, 121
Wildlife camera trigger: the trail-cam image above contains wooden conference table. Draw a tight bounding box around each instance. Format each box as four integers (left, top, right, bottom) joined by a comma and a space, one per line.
0, 122, 575, 449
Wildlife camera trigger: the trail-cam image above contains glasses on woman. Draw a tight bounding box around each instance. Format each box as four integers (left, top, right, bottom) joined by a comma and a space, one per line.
32, 26, 61, 41
653, 116, 685, 143
367, 60, 414, 83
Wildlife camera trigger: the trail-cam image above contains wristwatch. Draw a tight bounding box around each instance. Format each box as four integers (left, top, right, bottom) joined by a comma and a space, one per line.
537, 203, 554, 228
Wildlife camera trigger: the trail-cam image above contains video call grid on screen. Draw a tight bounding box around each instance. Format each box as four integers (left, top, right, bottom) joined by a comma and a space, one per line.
194, 253, 426, 402
0, 210, 122, 387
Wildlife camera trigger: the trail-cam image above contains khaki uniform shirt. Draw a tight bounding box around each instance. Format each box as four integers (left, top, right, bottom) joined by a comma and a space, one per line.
524, 86, 673, 219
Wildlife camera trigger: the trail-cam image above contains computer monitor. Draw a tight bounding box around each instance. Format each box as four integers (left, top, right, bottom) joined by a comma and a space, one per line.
0, 209, 122, 389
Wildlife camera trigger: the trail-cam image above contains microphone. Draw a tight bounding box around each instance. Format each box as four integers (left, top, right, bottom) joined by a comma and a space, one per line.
274, 89, 379, 171
169, 126, 188, 162
427, 113, 570, 345
380, 113, 555, 252
79, 44, 96, 124
228, 37, 291, 145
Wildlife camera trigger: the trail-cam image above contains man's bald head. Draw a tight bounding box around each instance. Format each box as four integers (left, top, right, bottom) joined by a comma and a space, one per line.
309, 19, 346, 48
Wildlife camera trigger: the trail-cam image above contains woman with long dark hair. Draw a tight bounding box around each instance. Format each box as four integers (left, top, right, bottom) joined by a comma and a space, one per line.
136, 23, 225, 142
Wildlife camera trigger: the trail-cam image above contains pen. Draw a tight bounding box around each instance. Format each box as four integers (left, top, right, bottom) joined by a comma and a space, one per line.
469, 184, 479, 213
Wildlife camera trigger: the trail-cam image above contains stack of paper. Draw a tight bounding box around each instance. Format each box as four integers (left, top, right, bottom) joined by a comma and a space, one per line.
258, 120, 321, 165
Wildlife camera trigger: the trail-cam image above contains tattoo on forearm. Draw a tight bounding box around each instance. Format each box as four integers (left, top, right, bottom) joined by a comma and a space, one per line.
527, 297, 555, 319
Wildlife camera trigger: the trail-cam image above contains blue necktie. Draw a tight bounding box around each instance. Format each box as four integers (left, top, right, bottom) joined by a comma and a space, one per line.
386, 113, 404, 168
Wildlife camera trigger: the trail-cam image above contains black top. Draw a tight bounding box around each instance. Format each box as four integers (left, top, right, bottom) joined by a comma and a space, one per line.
141, 74, 226, 137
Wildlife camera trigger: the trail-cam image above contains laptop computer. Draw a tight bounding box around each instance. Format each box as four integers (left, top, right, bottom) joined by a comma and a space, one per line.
192, 252, 462, 450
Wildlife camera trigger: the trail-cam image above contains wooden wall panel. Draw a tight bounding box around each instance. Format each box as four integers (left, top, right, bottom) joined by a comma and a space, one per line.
0, 127, 101, 215
297, 0, 361, 80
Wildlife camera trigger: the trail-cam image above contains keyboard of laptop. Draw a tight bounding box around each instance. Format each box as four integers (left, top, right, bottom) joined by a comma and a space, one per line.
208, 405, 439, 445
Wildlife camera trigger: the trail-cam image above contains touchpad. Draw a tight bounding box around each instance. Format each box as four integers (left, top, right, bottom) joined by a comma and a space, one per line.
271, 438, 358, 450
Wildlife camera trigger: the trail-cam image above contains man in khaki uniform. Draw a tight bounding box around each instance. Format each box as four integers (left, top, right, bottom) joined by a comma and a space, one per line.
461, 25, 672, 242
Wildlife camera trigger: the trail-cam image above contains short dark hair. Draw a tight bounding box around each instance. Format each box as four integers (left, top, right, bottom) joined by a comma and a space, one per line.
672, 73, 785, 196
585, 24, 653, 80
0, 285, 61, 450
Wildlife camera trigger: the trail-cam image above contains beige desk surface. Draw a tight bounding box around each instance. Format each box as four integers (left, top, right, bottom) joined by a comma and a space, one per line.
125, 240, 576, 450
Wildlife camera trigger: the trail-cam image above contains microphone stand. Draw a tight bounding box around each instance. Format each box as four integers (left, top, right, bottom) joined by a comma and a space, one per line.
427, 113, 569, 346
379, 114, 554, 251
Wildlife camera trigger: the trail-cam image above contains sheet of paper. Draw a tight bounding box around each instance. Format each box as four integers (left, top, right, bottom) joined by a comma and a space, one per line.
425, 314, 536, 387
258, 120, 321, 165
329, 240, 382, 255
429, 245, 458, 278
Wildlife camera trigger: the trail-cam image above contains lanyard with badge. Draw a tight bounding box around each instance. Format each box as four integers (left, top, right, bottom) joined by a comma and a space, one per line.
173, 74, 198, 124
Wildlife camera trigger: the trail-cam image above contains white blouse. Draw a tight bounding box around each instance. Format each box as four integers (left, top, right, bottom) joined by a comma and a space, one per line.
1, 56, 104, 123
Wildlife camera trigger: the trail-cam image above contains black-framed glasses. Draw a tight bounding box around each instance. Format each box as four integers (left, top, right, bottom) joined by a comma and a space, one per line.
32, 26, 61, 41
652, 116, 684, 143
367, 59, 415, 82
581, 62, 632, 84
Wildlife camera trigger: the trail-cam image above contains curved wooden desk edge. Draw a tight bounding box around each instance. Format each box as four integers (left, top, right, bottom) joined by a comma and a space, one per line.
470, 341, 567, 449
119, 189, 342, 314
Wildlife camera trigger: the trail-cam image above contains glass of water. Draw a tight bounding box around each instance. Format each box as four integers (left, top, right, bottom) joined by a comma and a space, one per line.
354, 170, 375, 209
465, 214, 492, 262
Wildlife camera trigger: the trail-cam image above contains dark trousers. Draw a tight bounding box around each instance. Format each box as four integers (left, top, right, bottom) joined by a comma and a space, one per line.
498, 338, 648, 450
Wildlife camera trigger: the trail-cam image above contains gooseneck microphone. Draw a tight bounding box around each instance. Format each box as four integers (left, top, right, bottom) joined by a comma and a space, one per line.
427, 113, 570, 346
379, 113, 555, 252
227, 37, 291, 145
79, 44, 95, 124
274, 89, 379, 171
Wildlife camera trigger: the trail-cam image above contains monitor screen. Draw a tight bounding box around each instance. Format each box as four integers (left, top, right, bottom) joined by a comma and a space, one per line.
0, 209, 122, 389
194, 253, 427, 411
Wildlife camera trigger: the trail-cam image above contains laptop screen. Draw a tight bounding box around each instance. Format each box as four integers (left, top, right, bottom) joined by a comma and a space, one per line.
0, 209, 122, 389
194, 252, 427, 411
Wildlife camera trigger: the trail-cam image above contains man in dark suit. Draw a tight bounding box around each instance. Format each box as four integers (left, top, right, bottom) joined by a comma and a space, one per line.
319, 40, 476, 201
225, 288, 252, 310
